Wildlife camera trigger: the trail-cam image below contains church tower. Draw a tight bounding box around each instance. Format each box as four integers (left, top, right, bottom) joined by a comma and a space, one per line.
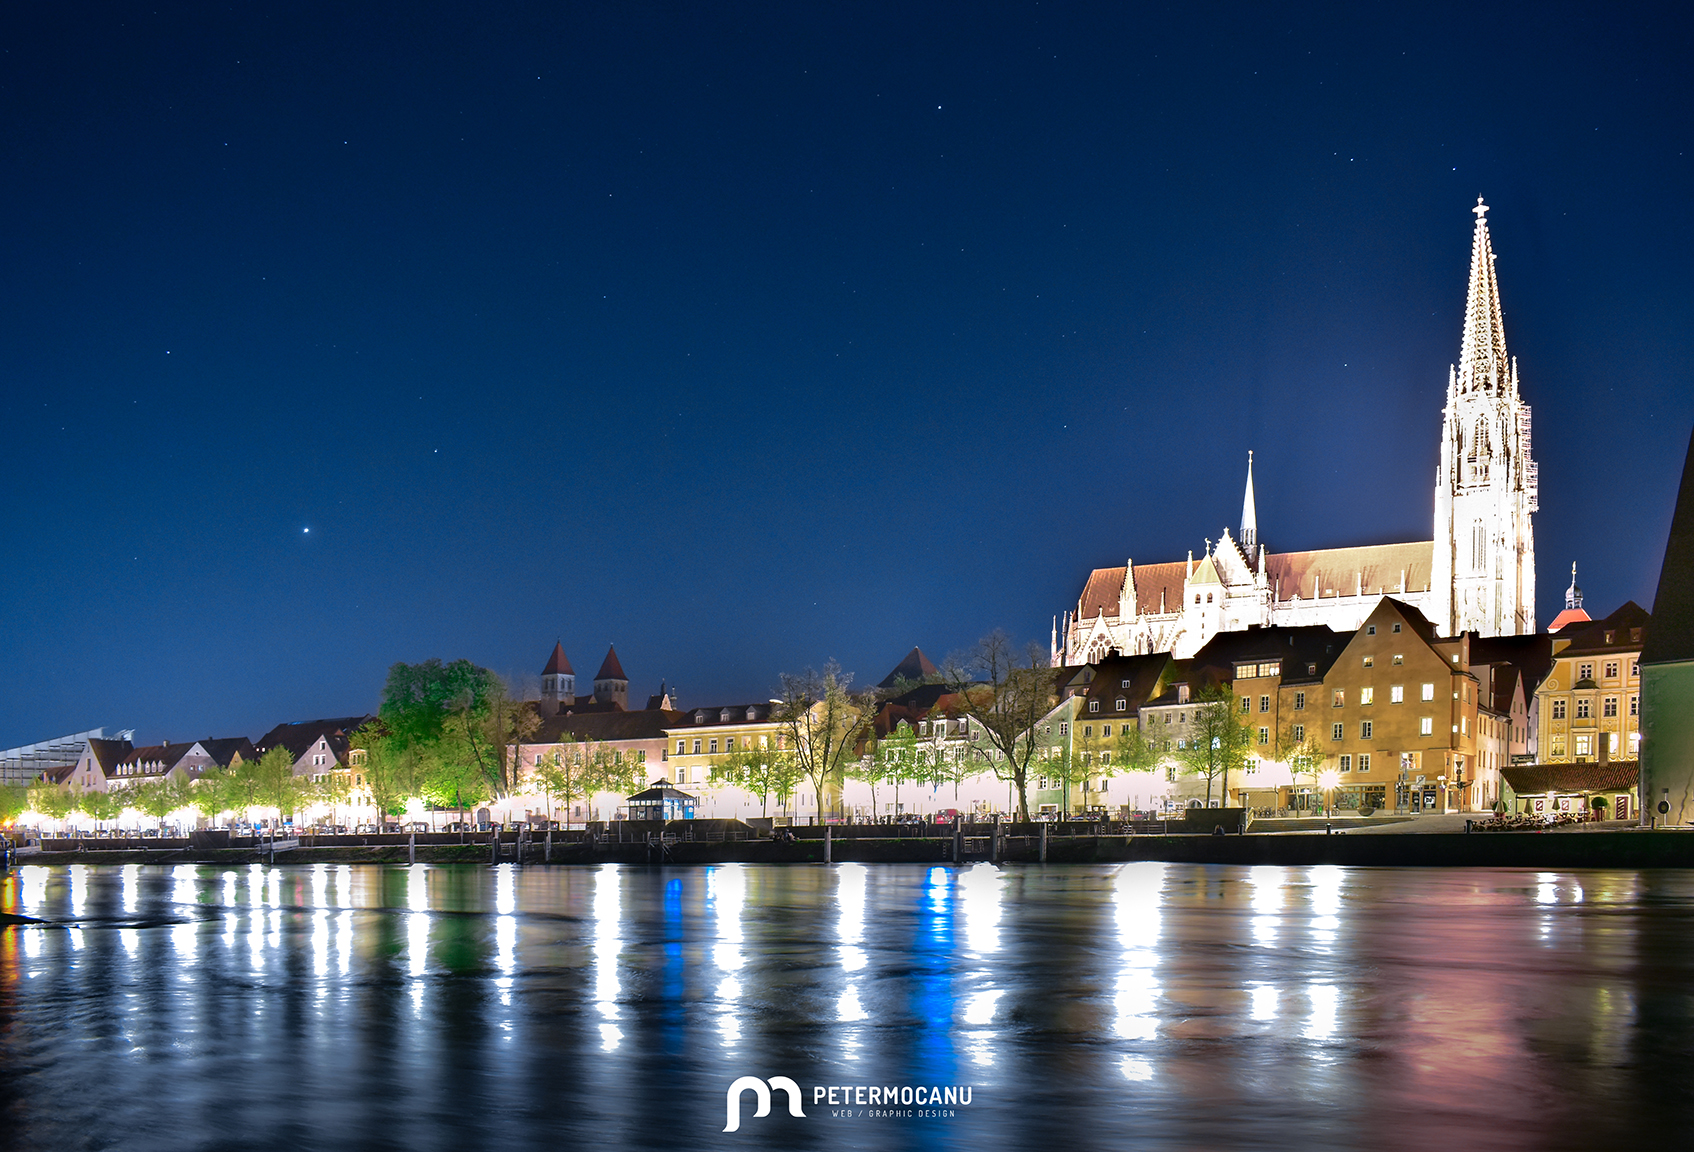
539, 642, 575, 713
1431, 198, 1538, 637
1240, 450, 1258, 553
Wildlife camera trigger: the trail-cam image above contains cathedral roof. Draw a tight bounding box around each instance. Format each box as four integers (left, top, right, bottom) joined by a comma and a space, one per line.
1190, 554, 1223, 585
595, 645, 627, 682
541, 642, 574, 676
1263, 541, 1434, 601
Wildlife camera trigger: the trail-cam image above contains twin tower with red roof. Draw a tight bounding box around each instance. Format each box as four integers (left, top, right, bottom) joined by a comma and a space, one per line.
539, 642, 630, 713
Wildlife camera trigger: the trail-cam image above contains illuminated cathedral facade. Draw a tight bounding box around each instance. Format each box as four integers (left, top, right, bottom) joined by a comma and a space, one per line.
1056, 199, 1538, 664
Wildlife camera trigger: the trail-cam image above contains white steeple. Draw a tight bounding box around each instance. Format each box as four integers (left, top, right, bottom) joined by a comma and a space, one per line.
1431, 198, 1537, 638
1565, 562, 1583, 610
1240, 450, 1258, 552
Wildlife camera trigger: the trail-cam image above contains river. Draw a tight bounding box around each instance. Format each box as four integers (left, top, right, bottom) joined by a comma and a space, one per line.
2, 862, 1691, 1150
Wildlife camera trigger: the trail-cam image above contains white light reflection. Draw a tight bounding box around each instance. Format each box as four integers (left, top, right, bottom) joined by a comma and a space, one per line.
837, 983, 869, 1021
1536, 872, 1558, 905
962, 988, 1004, 1025
121, 927, 138, 955
1250, 984, 1278, 1022
1305, 983, 1339, 1040
68, 927, 83, 952
122, 864, 139, 913
24, 928, 41, 958
959, 863, 1004, 955
20, 866, 47, 914
709, 864, 747, 1048
338, 865, 354, 909
592, 865, 622, 1049
1121, 1056, 1154, 1081
494, 865, 516, 1000
407, 865, 429, 980
71, 866, 88, 915
312, 865, 328, 910
1113, 863, 1166, 1042
1249, 866, 1284, 947
312, 907, 329, 977
1308, 865, 1342, 946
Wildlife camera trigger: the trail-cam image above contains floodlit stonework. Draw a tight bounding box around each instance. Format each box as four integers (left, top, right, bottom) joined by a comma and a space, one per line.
1057, 200, 1537, 665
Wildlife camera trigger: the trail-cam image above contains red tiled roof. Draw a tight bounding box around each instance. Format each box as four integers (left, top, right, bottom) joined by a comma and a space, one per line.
596, 645, 627, 681
1548, 607, 1591, 632
542, 642, 574, 676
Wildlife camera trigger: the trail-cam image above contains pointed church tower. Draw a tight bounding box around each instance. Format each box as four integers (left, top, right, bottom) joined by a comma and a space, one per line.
593, 645, 629, 709
1240, 450, 1258, 553
1431, 198, 1538, 637
540, 642, 575, 713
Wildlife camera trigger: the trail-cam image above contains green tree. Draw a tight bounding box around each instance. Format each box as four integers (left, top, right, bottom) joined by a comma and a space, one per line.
349, 722, 421, 822
1114, 721, 1165, 776
943, 631, 1059, 823
1177, 683, 1253, 807
133, 779, 180, 829
0, 783, 28, 826
81, 788, 124, 830
777, 661, 876, 823
28, 781, 79, 824
713, 741, 804, 818
252, 746, 304, 820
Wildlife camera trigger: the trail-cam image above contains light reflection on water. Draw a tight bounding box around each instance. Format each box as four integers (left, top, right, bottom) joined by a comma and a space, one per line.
3, 861, 1694, 1150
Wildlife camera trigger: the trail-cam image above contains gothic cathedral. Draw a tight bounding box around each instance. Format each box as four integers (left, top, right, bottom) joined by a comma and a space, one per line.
1057, 199, 1538, 664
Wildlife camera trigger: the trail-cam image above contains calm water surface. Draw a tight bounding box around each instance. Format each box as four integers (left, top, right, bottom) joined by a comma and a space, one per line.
3, 862, 1692, 1151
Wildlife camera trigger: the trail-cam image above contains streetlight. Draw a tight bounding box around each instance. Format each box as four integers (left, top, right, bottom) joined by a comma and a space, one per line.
1319, 769, 1339, 817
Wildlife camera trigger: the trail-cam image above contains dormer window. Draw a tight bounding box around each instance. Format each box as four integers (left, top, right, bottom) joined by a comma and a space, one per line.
1604, 631, 1615, 644
1088, 700, 1100, 713
1115, 698, 1126, 711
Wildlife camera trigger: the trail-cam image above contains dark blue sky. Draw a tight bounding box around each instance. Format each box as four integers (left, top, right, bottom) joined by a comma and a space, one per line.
3, 2, 1690, 747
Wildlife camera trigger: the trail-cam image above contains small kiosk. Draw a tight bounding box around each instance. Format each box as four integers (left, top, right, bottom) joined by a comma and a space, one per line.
626, 783, 698, 822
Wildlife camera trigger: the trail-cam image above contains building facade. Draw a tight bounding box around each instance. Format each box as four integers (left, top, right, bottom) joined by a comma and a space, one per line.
1533, 603, 1649, 765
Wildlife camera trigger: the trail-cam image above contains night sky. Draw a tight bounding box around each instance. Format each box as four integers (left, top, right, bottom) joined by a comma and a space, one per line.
3, 2, 1690, 748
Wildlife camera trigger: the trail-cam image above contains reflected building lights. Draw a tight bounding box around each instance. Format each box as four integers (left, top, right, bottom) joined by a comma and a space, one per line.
71, 865, 88, 916
1121, 1055, 1154, 1082
1250, 866, 1284, 948
1250, 983, 1278, 1022
122, 864, 139, 914
1305, 983, 1339, 1040
1308, 865, 1342, 946
337, 910, 353, 976
1114, 863, 1166, 1043
709, 864, 747, 1049
958, 863, 1004, 955
593, 865, 623, 1050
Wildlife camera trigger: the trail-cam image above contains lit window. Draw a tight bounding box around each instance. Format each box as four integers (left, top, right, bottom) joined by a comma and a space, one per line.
1421, 683, 1434, 701
1392, 654, 1404, 665
1419, 717, 1433, 736
1332, 690, 1345, 707
1364, 655, 1374, 667
1575, 734, 1592, 758
1390, 686, 1403, 703
1360, 687, 1374, 705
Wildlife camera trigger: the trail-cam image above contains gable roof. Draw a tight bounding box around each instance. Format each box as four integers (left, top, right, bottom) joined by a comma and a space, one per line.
196, 737, 258, 767
878, 646, 940, 688
1075, 652, 1174, 717
1644, 426, 1694, 665
595, 645, 627, 682
542, 642, 574, 676
255, 716, 372, 761
1188, 624, 1349, 686
1469, 633, 1555, 695
83, 737, 134, 776
1554, 602, 1650, 659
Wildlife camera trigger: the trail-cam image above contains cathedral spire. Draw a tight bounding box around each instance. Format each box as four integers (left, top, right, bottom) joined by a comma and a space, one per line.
1565, 562, 1583, 610
1456, 197, 1510, 394
1240, 450, 1258, 552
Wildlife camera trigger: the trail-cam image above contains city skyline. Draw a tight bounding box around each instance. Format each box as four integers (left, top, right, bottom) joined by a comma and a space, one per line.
3, 3, 1691, 747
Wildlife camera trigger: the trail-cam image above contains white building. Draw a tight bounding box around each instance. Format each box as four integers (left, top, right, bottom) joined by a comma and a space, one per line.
1058, 199, 1538, 665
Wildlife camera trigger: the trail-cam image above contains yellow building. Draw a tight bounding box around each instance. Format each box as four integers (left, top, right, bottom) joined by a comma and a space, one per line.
1534, 601, 1649, 764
